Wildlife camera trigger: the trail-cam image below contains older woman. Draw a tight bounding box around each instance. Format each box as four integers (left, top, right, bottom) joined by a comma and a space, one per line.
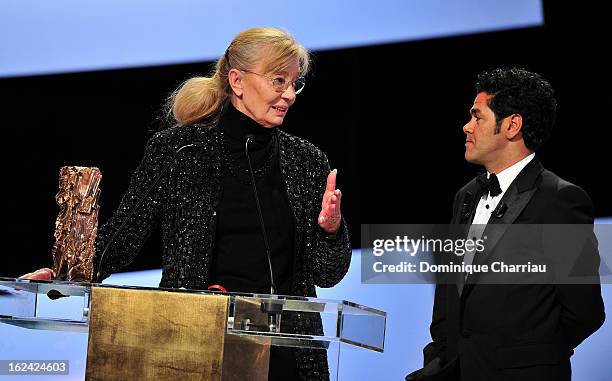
26, 27, 351, 380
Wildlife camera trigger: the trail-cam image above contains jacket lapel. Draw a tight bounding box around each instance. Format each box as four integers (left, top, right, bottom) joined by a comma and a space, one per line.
455, 180, 483, 230
462, 158, 544, 295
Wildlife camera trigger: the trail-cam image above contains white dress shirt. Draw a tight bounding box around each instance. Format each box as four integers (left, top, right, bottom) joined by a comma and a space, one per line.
472, 153, 535, 225
459, 153, 536, 286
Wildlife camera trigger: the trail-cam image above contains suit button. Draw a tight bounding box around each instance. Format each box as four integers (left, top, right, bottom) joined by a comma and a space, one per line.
461, 329, 471, 338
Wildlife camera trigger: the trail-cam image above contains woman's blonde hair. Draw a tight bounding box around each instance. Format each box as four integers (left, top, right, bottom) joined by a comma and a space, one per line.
167, 27, 310, 126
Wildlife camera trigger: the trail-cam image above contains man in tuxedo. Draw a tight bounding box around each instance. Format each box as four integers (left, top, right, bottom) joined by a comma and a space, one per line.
407, 68, 605, 381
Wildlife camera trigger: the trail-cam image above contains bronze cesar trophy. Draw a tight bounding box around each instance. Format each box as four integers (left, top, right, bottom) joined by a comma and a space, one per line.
51, 166, 101, 282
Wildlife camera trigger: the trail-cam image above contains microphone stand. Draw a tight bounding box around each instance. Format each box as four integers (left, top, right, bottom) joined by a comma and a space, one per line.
244, 135, 283, 333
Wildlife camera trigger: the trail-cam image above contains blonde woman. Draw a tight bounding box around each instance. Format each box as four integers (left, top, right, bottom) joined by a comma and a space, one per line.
26, 27, 351, 380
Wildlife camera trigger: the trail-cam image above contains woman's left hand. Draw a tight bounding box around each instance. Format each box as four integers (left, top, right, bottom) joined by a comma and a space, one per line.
318, 169, 342, 234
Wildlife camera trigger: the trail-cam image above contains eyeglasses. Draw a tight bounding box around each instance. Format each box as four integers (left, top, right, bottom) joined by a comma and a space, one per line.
241, 69, 306, 95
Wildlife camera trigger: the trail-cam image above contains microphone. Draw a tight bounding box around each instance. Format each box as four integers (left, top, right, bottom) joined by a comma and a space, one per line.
244, 134, 283, 332
93, 142, 203, 283
244, 134, 276, 295
459, 191, 474, 223
492, 202, 508, 219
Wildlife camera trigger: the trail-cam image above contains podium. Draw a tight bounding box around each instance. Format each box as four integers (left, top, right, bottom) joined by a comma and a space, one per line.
0, 277, 385, 380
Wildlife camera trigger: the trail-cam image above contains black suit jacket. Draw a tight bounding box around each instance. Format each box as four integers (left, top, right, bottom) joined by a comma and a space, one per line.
409, 158, 605, 381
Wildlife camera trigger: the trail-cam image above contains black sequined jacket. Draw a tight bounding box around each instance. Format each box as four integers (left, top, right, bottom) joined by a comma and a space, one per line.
93, 119, 352, 380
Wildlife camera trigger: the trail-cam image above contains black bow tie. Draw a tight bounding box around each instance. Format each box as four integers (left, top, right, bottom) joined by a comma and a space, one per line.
477, 172, 502, 197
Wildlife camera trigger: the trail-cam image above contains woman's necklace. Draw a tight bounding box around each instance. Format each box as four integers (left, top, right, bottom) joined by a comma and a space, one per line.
220, 131, 277, 185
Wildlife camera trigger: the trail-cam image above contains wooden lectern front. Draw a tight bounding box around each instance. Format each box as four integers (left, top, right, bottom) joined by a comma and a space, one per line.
0, 278, 386, 381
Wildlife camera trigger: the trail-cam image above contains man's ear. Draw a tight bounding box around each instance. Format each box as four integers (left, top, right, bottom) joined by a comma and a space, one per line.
505, 113, 523, 140
228, 68, 244, 97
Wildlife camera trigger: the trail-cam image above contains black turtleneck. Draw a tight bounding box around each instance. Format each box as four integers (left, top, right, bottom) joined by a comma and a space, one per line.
212, 103, 300, 380
210, 102, 295, 296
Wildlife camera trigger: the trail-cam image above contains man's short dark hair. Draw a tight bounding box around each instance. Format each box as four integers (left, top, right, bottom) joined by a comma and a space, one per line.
476, 67, 557, 151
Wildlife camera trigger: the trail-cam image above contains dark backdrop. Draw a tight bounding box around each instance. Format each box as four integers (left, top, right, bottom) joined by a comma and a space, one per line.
2, 1, 609, 277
